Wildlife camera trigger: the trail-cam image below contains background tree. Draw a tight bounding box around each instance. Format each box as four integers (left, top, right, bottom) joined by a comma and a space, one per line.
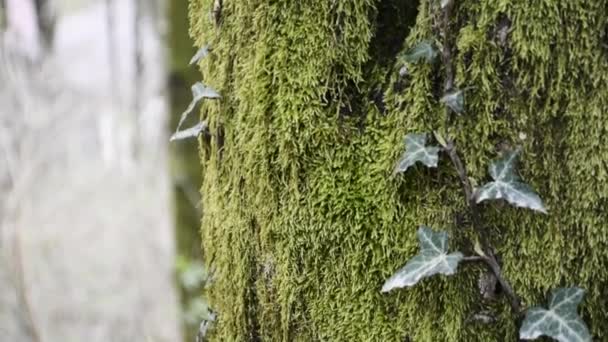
188, 0, 608, 340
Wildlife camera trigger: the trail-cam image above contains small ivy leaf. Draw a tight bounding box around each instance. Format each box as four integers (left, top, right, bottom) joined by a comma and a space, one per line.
440, 89, 465, 113
381, 226, 463, 292
394, 133, 441, 174
473, 238, 485, 257
401, 41, 438, 64
171, 121, 208, 142
474, 149, 547, 213
173, 82, 221, 138
520, 287, 591, 342
433, 131, 448, 148
197, 311, 217, 342
190, 45, 210, 65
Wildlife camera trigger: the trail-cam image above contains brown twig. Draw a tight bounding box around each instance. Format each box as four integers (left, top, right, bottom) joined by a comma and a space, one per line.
462, 256, 484, 263
444, 140, 522, 314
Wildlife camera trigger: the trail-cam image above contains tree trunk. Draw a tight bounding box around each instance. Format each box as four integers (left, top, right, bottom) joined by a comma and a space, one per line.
189, 0, 608, 340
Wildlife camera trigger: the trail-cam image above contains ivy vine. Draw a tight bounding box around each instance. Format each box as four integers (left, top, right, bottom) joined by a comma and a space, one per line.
383, 1, 591, 341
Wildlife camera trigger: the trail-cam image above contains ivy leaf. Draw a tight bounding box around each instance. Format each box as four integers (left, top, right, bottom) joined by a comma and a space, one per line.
520, 287, 591, 342
189, 44, 210, 65
381, 226, 463, 292
394, 133, 440, 174
440, 89, 464, 113
433, 131, 448, 148
173, 82, 220, 140
474, 149, 547, 213
170, 121, 208, 142
401, 41, 438, 64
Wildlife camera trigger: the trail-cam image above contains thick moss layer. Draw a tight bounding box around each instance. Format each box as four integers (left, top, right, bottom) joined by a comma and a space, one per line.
190, 0, 608, 340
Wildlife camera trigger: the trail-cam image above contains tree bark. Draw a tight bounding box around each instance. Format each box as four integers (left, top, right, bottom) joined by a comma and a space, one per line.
189, 0, 608, 340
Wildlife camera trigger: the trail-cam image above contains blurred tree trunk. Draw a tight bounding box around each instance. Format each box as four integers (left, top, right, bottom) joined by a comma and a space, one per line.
189, 0, 608, 341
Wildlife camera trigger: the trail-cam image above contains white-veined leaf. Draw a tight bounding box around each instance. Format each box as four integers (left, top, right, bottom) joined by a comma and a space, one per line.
170, 121, 208, 142
394, 133, 440, 174
172, 82, 220, 140
189, 45, 210, 65
520, 287, 591, 342
474, 149, 547, 213
381, 226, 463, 292
440, 89, 464, 113
401, 41, 438, 64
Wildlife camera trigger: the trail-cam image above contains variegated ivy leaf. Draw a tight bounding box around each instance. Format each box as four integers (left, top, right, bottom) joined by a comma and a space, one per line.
381, 226, 463, 292
394, 133, 440, 174
440, 89, 464, 113
170, 121, 208, 142
520, 287, 591, 342
173, 82, 220, 140
189, 44, 210, 65
475, 149, 547, 213
401, 41, 438, 64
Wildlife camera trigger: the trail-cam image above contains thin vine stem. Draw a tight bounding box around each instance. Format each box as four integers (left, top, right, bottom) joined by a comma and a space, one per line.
444, 140, 522, 314
438, 0, 522, 315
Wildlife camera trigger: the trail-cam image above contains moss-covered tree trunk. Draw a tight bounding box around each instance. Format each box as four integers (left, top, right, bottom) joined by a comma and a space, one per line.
189, 0, 608, 340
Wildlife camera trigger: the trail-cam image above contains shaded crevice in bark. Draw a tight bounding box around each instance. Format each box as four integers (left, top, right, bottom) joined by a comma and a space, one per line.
338, 0, 420, 129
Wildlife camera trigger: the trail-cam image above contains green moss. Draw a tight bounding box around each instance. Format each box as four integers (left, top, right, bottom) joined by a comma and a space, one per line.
190, 0, 608, 340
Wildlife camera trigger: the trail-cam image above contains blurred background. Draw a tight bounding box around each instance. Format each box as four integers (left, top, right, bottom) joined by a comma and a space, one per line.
0, 0, 207, 341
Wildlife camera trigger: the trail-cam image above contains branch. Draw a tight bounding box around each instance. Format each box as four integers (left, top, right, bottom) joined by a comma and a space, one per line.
483, 255, 521, 313
444, 140, 473, 205
462, 256, 484, 263
444, 140, 522, 314
462, 255, 520, 313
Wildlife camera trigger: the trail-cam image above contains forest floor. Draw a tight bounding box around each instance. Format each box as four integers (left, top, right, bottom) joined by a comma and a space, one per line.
0, 1, 182, 341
